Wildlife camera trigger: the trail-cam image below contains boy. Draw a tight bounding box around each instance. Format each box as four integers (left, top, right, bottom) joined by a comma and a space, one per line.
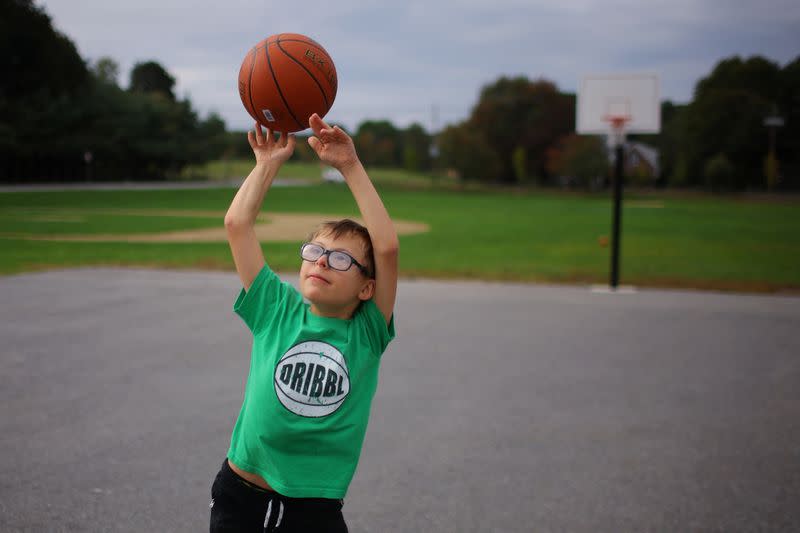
209, 113, 398, 532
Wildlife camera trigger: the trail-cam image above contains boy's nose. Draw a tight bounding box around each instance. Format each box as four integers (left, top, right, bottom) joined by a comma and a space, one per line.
316, 254, 329, 268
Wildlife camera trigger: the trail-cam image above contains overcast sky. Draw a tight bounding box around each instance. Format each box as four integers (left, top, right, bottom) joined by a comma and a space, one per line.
40, 0, 800, 133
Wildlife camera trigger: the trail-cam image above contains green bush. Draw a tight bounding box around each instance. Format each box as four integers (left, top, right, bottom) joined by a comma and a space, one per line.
703, 153, 735, 191
669, 154, 689, 187
512, 146, 528, 183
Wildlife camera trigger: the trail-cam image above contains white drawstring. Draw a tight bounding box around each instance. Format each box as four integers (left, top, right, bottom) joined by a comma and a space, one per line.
276, 501, 284, 527
263, 499, 273, 528
264, 499, 284, 531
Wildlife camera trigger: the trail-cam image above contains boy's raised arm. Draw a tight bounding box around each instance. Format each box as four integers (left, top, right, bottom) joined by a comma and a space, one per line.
308, 114, 399, 324
224, 124, 295, 291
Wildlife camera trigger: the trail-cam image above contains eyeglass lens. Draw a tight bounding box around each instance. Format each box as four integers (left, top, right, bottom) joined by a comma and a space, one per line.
302, 244, 354, 271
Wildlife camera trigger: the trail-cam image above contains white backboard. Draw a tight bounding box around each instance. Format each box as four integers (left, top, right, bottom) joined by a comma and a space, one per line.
576, 73, 661, 134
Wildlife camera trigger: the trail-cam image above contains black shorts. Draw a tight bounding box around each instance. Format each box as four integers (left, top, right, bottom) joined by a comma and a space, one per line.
209, 458, 348, 533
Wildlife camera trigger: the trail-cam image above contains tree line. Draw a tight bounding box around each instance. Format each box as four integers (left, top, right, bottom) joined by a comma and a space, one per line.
437, 58, 800, 191
2, 0, 798, 191
1, 0, 227, 182
0, 0, 434, 183
661, 56, 799, 191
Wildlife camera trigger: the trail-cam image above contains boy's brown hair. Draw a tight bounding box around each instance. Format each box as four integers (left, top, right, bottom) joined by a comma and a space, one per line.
307, 219, 375, 278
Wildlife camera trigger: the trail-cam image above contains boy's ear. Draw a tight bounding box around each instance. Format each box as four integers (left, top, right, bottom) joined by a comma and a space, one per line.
358, 278, 376, 301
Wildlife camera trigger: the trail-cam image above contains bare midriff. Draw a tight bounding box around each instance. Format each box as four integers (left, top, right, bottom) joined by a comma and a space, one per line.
227, 459, 274, 491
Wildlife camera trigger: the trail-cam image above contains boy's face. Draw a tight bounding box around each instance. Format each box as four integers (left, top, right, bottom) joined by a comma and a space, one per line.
299, 231, 374, 309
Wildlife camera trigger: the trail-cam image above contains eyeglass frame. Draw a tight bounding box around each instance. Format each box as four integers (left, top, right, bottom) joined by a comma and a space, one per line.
300, 242, 372, 277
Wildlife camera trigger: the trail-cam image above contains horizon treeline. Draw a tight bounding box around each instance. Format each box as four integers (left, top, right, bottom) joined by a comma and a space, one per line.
2, 0, 798, 191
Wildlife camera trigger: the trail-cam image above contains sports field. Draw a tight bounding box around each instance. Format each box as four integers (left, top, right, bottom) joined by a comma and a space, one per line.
1, 182, 799, 292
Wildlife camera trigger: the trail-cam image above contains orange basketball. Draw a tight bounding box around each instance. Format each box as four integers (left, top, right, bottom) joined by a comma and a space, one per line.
238, 33, 337, 133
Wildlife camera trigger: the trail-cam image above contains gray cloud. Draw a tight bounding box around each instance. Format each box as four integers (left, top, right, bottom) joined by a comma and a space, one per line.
40, 0, 800, 132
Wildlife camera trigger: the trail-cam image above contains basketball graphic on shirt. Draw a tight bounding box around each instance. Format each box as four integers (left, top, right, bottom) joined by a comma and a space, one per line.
274, 341, 350, 417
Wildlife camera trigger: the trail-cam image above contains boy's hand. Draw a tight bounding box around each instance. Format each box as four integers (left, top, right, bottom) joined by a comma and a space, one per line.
308, 113, 359, 171
247, 122, 296, 165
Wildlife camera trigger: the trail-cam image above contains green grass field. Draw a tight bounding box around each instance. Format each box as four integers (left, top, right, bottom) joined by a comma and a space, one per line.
181, 159, 455, 189
182, 160, 324, 181
1, 183, 799, 292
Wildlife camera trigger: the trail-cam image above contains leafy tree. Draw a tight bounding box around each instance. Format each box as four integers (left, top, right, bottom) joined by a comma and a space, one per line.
695, 56, 782, 105
92, 56, 120, 86
469, 77, 574, 183
668, 154, 690, 187
196, 113, 228, 160
354, 120, 401, 167
511, 146, 528, 183
647, 54, 800, 192
656, 101, 688, 186
437, 122, 501, 181
129, 60, 176, 100
777, 57, 800, 189
0, 1, 228, 182
402, 123, 431, 171
703, 153, 735, 191
0, 0, 92, 180
545, 134, 608, 188
687, 87, 770, 189
685, 55, 793, 190
0, 0, 88, 102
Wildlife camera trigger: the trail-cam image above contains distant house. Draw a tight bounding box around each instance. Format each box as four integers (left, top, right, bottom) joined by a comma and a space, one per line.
626, 142, 659, 178
608, 141, 660, 183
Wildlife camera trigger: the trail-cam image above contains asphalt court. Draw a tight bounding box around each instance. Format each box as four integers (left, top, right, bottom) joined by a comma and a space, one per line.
1, 269, 799, 532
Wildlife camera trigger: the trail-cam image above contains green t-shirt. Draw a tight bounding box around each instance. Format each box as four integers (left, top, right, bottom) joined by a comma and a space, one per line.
227, 264, 395, 499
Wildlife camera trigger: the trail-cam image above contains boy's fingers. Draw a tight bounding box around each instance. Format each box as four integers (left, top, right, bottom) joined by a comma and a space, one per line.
254, 122, 264, 143
332, 126, 349, 140
309, 114, 323, 136
309, 113, 331, 135
308, 136, 322, 154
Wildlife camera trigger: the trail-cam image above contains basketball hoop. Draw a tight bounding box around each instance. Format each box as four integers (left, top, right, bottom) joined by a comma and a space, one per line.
603, 114, 631, 147
577, 73, 660, 290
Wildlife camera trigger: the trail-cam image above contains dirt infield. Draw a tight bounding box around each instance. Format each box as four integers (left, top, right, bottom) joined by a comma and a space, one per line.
4, 209, 430, 242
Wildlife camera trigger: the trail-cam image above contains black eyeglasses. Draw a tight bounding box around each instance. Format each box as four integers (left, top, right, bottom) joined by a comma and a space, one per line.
300, 242, 371, 277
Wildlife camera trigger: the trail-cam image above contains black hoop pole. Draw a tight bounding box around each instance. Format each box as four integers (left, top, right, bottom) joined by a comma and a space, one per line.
610, 142, 624, 288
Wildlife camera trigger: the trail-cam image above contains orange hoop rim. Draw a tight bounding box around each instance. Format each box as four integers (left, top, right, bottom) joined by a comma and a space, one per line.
602, 114, 632, 130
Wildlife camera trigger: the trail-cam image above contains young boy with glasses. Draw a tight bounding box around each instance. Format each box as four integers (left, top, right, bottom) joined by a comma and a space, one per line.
210, 113, 398, 532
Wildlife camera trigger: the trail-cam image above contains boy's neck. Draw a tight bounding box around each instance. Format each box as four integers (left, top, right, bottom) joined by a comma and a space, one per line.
309, 300, 360, 320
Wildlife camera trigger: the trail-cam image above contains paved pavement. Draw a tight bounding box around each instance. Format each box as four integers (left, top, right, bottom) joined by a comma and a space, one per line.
1, 269, 799, 532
